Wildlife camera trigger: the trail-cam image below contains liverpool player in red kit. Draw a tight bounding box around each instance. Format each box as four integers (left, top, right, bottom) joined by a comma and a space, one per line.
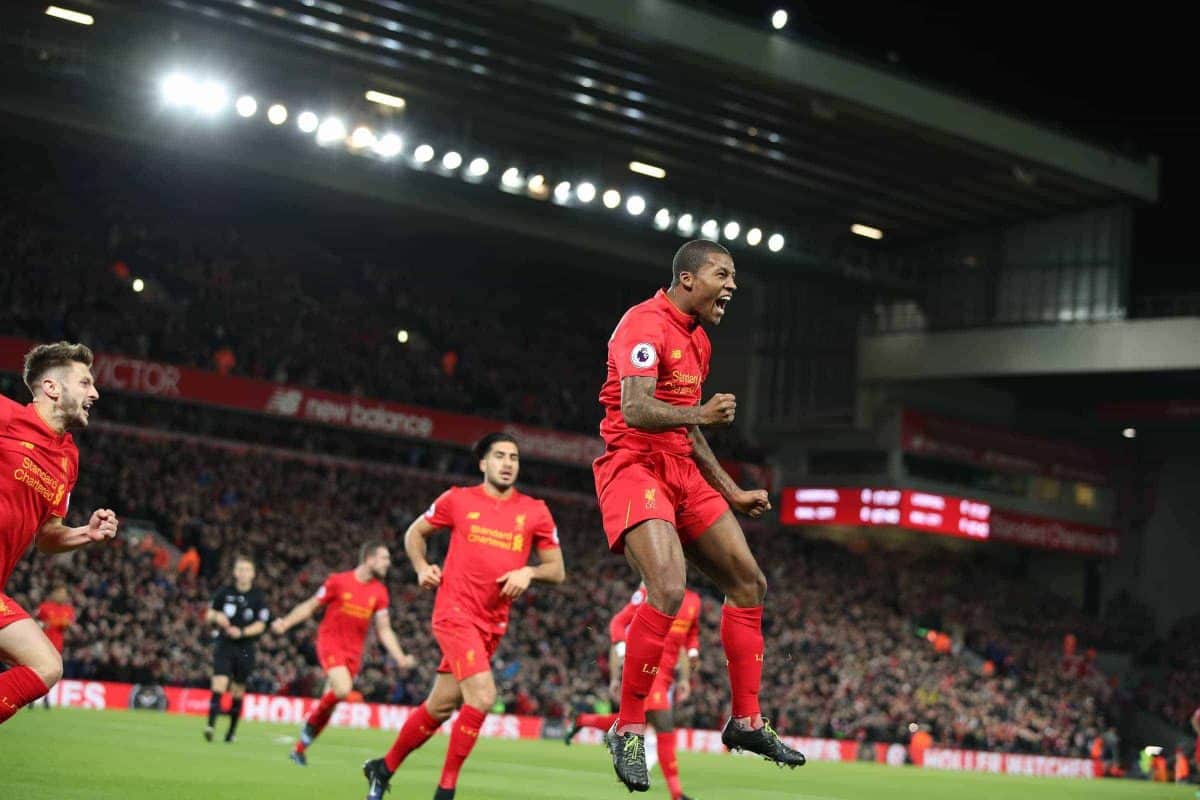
566, 585, 702, 800
271, 542, 416, 764
33, 584, 76, 709
362, 433, 565, 800
0, 342, 118, 724
594, 240, 804, 790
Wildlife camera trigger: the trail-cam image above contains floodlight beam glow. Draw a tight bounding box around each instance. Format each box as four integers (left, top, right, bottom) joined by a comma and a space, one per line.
629, 161, 666, 179
365, 90, 407, 109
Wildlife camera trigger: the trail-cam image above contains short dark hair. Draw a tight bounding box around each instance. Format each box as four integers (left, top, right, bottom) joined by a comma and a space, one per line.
23, 341, 94, 396
359, 541, 387, 563
671, 240, 730, 284
474, 432, 519, 461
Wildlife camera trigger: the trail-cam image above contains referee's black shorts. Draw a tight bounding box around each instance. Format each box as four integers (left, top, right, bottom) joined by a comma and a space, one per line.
212, 640, 256, 684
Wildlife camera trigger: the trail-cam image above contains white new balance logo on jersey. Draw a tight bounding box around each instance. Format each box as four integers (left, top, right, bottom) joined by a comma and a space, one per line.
265, 389, 303, 416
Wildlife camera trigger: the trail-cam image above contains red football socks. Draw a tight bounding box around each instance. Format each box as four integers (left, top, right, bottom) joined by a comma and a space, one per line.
575, 712, 619, 731
439, 704, 487, 789
617, 603, 675, 732
295, 691, 339, 751
657, 729, 684, 800
0, 666, 49, 724
721, 604, 764, 720
385, 703, 441, 772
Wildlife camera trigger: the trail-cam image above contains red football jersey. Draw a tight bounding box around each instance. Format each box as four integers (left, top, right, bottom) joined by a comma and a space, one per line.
315, 569, 390, 656
424, 484, 559, 634
0, 396, 79, 588
609, 586, 701, 677
599, 290, 712, 456
36, 600, 75, 652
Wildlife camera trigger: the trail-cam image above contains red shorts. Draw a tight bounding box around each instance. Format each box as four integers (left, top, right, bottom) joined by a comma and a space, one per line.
316, 640, 362, 678
645, 672, 675, 712
0, 593, 31, 630
434, 617, 503, 681
593, 449, 729, 553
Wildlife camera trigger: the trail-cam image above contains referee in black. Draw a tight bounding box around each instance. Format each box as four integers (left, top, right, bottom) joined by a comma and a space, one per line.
204, 555, 270, 743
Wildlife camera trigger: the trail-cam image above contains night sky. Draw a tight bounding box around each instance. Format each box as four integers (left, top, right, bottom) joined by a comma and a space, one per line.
704, 1, 1196, 294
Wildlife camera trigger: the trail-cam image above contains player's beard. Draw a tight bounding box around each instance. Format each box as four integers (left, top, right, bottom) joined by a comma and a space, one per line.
372, 564, 388, 580
59, 387, 90, 430
486, 469, 516, 492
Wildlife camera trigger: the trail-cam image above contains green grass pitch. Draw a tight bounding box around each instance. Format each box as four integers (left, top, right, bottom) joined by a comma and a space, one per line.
2, 708, 1189, 799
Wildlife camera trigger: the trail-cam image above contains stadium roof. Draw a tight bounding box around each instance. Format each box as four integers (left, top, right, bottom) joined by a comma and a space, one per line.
3, 0, 1158, 264
98, 0, 1160, 242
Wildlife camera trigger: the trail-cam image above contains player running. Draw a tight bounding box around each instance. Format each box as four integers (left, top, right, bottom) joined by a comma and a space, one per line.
594, 240, 805, 790
362, 433, 565, 800
566, 584, 702, 800
204, 555, 270, 743
0, 342, 119, 724
33, 584, 75, 710
272, 541, 416, 764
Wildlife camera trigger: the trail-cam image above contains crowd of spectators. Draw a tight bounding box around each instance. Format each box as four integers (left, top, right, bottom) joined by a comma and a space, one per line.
1139, 613, 1200, 731
5, 423, 1119, 757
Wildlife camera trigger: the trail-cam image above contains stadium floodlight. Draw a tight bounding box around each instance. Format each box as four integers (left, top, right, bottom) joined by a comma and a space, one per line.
677, 213, 695, 235
267, 104, 288, 125
45, 6, 93, 25
501, 167, 523, 189
553, 181, 572, 203
468, 157, 490, 177
768, 233, 785, 252
374, 132, 403, 158
397, 329, 410, 344
297, 111, 319, 133
235, 95, 257, 118
851, 223, 884, 240
365, 89, 406, 110
161, 73, 196, 107
629, 161, 666, 179
196, 81, 228, 116
132, 278, 145, 293
350, 126, 376, 149
771, 9, 789, 29
442, 151, 463, 170
413, 144, 435, 164
1123, 427, 1137, 439
723, 221, 741, 240
527, 174, 547, 193
602, 189, 621, 209
653, 208, 671, 229
626, 195, 646, 216
316, 117, 347, 145
701, 219, 720, 240
746, 227, 763, 246
576, 182, 596, 203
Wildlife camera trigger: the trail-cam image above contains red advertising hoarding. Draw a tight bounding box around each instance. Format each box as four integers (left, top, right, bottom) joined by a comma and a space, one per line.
781, 486, 1117, 556
0, 337, 604, 465
901, 409, 1110, 485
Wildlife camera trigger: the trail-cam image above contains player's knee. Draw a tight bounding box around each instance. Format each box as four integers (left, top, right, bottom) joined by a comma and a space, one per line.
727, 567, 767, 607
752, 570, 768, 604
644, 580, 686, 615
426, 697, 456, 721
33, 651, 63, 688
463, 683, 496, 711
